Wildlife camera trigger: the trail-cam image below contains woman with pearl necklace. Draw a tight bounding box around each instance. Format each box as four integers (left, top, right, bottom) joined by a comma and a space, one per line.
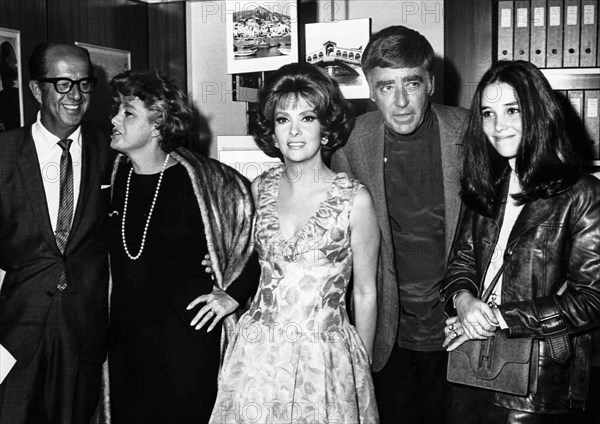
105, 70, 258, 424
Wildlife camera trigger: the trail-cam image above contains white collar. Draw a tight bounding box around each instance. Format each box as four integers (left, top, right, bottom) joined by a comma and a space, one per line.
33, 111, 82, 148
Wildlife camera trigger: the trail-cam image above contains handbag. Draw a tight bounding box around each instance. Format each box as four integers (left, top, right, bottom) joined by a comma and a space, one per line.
446, 262, 533, 396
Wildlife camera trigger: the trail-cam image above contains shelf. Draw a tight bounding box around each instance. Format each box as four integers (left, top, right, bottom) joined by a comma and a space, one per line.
541, 68, 600, 91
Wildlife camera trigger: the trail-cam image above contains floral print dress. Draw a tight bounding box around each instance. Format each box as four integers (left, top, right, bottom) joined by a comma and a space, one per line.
210, 165, 379, 424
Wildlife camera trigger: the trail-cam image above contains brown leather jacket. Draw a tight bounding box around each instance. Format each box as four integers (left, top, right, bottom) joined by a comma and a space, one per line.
441, 173, 600, 413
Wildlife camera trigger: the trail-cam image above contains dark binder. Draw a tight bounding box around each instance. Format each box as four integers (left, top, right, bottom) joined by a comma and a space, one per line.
498, 1, 515, 60
563, 0, 582, 67
580, 0, 598, 66
514, 1, 531, 61
530, 0, 548, 67
547, 0, 565, 67
584, 90, 600, 159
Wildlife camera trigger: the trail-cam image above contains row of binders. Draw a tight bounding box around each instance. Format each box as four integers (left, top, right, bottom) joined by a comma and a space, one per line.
559, 89, 600, 159
498, 0, 599, 68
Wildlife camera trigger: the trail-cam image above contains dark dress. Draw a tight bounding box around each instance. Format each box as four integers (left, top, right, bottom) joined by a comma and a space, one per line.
108, 163, 220, 424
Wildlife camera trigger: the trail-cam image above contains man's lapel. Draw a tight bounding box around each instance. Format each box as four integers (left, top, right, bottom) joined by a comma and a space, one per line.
360, 115, 393, 252
68, 123, 96, 244
435, 105, 465, 256
16, 126, 60, 253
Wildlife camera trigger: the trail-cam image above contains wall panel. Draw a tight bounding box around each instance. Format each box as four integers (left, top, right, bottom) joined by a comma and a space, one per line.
46, 0, 148, 70
0, 0, 48, 123
444, 0, 493, 108
148, 2, 187, 90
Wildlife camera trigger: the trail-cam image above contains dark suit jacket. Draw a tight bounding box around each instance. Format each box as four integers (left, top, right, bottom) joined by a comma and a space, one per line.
331, 103, 468, 372
0, 122, 113, 367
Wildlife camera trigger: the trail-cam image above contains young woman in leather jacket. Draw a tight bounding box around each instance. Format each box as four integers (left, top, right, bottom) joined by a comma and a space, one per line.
441, 60, 600, 423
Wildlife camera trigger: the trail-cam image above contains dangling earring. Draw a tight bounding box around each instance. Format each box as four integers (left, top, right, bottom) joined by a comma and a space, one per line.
321, 136, 328, 145
273, 136, 280, 149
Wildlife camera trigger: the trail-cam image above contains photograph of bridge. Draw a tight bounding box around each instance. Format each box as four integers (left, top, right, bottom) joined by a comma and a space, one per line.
305, 18, 371, 99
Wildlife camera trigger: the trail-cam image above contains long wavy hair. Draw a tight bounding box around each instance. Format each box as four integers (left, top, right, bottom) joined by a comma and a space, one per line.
110, 70, 192, 153
250, 62, 354, 162
461, 60, 581, 216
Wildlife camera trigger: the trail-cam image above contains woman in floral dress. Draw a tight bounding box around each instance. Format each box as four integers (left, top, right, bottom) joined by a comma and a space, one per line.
210, 63, 380, 424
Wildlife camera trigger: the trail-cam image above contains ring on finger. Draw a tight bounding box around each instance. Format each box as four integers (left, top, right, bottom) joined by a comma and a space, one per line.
449, 323, 454, 331
452, 330, 458, 339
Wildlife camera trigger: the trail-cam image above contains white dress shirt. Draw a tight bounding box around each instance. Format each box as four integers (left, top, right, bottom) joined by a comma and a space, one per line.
31, 112, 83, 232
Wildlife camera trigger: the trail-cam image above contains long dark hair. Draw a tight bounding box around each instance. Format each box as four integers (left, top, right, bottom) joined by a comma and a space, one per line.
461, 60, 581, 215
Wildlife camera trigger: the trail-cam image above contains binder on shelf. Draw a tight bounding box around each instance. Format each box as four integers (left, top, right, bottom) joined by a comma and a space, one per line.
514, 1, 531, 61
554, 90, 568, 99
580, 0, 598, 67
498, 1, 515, 61
563, 0, 581, 67
530, 0, 548, 68
568, 90, 584, 117
584, 90, 600, 159
546, 0, 564, 67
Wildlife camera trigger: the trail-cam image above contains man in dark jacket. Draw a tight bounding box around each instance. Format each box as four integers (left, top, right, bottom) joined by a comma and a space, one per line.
0, 42, 112, 424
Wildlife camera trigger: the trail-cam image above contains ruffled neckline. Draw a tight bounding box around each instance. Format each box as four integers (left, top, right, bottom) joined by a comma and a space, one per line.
259, 165, 355, 249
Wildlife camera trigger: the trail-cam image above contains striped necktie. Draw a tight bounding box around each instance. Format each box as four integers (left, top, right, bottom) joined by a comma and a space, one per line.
55, 138, 73, 290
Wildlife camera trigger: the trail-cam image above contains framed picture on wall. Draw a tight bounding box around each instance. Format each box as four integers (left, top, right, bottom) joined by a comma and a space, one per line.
226, 0, 298, 74
305, 18, 372, 99
0, 27, 24, 131
75, 42, 131, 128
217, 135, 280, 181
75, 42, 131, 81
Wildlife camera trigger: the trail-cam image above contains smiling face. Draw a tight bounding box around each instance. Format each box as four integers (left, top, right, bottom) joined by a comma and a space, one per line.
273, 96, 324, 165
110, 95, 159, 157
367, 65, 434, 135
481, 82, 523, 160
29, 48, 92, 140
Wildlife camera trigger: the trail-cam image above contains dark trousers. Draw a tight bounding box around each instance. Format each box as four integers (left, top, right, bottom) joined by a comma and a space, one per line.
446, 385, 568, 424
0, 292, 103, 424
373, 344, 450, 424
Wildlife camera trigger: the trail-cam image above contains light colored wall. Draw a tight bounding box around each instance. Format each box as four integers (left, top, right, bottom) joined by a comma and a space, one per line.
187, 1, 248, 158
317, 0, 444, 43
187, 1, 446, 158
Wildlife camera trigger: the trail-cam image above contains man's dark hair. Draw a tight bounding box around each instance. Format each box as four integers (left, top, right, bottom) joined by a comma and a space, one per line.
29, 42, 93, 81
361, 25, 435, 77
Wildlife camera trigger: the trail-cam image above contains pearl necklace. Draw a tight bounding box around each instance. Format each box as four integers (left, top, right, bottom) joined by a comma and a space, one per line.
121, 154, 170, 260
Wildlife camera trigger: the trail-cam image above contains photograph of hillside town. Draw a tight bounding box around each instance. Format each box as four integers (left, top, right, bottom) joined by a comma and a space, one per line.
232, 3, 293, 60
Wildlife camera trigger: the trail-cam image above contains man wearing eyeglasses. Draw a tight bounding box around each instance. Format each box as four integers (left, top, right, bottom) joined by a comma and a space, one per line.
0, 42, 112, 424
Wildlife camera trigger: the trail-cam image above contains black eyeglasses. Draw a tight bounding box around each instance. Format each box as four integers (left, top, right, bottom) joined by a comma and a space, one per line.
37, 77, 98, 94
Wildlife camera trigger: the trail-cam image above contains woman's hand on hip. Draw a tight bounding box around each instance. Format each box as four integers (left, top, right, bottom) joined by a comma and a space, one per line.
186, 288, 239, 332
